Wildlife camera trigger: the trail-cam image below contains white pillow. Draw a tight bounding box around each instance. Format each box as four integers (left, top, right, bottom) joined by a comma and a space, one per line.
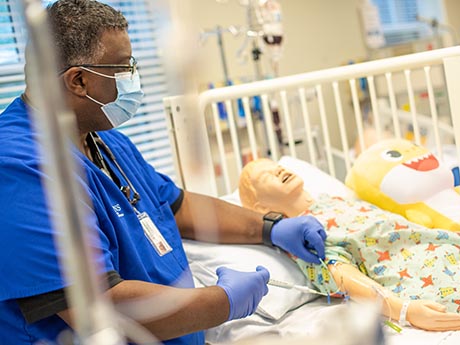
278, 156, 352, 198
219, 189, 241, 205
183, 239, 317, 321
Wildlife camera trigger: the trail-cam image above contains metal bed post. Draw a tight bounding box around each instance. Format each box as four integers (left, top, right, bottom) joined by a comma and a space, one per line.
176, 46, 460, 196
165, 95, 218, 196
19, 1, 127, 343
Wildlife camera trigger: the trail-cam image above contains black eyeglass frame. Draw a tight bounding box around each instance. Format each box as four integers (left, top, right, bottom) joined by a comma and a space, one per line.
59, 56, 137, 75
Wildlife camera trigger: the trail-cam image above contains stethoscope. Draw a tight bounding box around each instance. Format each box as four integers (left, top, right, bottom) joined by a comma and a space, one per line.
86, 132, 141, 206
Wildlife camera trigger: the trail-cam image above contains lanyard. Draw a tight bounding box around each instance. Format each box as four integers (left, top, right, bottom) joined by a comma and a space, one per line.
86, 132, 141, 206
86, 133, 172, 256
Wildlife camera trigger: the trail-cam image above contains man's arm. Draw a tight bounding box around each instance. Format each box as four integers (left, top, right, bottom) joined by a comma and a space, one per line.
174, 190, 264, 243
57, 266, 270, 341
58, 280, 230, 341
175, 191, 327, 264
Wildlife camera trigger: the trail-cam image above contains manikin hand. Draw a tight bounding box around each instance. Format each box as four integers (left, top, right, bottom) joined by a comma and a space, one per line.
271, 215, 327, 264
407, 300, 460, 331
216, 266, 270, 321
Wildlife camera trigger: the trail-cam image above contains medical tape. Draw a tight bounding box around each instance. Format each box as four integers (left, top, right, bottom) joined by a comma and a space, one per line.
399, 301, 411, 327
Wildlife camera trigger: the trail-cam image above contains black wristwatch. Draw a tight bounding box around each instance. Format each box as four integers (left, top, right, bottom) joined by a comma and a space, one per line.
262, 211, 284, 246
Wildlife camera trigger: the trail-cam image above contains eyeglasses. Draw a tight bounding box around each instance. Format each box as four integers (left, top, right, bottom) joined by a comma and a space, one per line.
60, 56, 137, 76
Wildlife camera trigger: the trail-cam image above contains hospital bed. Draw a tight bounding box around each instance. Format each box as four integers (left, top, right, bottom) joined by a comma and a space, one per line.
163, 46, 460, 345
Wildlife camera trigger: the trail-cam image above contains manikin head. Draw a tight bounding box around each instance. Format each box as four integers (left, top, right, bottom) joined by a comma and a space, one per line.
239, 158, 313, 217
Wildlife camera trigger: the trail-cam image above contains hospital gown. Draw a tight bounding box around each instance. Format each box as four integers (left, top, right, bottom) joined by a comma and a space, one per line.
295, 194, 460, 313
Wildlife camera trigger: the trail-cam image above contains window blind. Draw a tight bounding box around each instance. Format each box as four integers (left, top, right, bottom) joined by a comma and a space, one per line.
372, 0, 439, 46
0, 0, 176, 180
373, 0, 417, 24
0, 0, 26, 109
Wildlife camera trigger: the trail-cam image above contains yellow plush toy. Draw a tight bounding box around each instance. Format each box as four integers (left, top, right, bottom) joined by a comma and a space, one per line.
346, 138, 460, 231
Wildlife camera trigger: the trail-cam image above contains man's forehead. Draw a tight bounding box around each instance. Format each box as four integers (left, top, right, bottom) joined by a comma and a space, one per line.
98, 29, 131, 62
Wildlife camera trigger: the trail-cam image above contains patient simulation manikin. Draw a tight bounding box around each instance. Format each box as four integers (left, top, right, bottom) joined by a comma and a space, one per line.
239, 158, 460, 332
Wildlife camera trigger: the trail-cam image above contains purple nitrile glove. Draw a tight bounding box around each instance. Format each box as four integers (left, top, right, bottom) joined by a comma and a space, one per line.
271, 215, 327, 264
216, 265, 270, 320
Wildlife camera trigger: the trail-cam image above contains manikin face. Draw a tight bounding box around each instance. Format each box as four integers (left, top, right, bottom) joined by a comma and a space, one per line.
248, 159, 305, 211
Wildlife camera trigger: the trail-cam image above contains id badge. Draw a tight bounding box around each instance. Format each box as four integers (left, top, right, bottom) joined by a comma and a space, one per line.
138, 212, 172, 256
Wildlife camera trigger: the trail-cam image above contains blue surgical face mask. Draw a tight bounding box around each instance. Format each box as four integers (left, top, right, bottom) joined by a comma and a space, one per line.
83, 68, 144, 128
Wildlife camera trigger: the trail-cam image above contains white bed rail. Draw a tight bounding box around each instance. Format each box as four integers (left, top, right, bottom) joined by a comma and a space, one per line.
165, 46, 460, 197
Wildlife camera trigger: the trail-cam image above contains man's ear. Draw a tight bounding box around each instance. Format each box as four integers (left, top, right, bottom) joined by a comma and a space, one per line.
61, 68, 87, 97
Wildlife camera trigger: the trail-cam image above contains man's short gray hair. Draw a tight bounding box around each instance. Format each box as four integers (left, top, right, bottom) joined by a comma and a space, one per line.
47, 0, 128, 68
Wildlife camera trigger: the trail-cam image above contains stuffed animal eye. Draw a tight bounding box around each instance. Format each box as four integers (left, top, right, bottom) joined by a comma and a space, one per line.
381, 150, 403, 162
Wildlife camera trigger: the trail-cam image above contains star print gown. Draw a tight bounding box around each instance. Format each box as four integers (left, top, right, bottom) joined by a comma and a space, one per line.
294, 194, 460, 312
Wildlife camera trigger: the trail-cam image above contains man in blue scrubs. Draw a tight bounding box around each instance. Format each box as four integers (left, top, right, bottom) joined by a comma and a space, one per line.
0, 1, 327, 344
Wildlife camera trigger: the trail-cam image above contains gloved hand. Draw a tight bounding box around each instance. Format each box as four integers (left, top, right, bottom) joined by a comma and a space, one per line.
271, 215, 327, 264
216, 265, 270, 321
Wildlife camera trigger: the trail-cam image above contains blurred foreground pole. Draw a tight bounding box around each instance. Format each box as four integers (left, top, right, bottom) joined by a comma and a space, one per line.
19, 1, 126, 344
155, 0, 218, 197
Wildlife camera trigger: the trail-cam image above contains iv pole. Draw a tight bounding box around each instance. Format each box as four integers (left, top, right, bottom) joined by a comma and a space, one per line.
246, 0, 264, 81
202, 1, 267, 85
19, 1, 127, 344
200, 25, 239, 85
217, 26, 231, 83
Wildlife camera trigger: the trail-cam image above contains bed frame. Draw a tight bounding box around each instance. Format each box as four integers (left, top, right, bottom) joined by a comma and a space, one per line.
163, 46, 460, 345
164, 46, 460, 197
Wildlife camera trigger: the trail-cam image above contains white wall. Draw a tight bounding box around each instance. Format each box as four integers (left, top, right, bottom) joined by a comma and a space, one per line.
189, 0, 368, 88
443, 0, 460, 44
186, 0, 459, 88
279, 1, 368, 74
175, 0, 458, 175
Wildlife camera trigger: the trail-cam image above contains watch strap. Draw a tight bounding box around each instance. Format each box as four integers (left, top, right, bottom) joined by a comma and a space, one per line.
262, 219, 275, 246
262, 212, 283, 246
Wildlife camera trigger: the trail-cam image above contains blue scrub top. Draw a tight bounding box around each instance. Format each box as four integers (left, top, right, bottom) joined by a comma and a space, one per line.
0, 98, 204, 345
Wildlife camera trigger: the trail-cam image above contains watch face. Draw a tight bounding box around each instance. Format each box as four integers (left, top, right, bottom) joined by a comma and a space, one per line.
264, 211, 283, 222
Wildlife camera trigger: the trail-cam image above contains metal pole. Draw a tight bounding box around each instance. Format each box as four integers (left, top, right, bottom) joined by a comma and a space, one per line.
247, 0, 263, 81
216, 25, 230, 83
19, 1, 126, 344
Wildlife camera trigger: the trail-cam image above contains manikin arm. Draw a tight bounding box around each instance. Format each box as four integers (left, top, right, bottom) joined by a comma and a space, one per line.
328, 263, 460, 331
